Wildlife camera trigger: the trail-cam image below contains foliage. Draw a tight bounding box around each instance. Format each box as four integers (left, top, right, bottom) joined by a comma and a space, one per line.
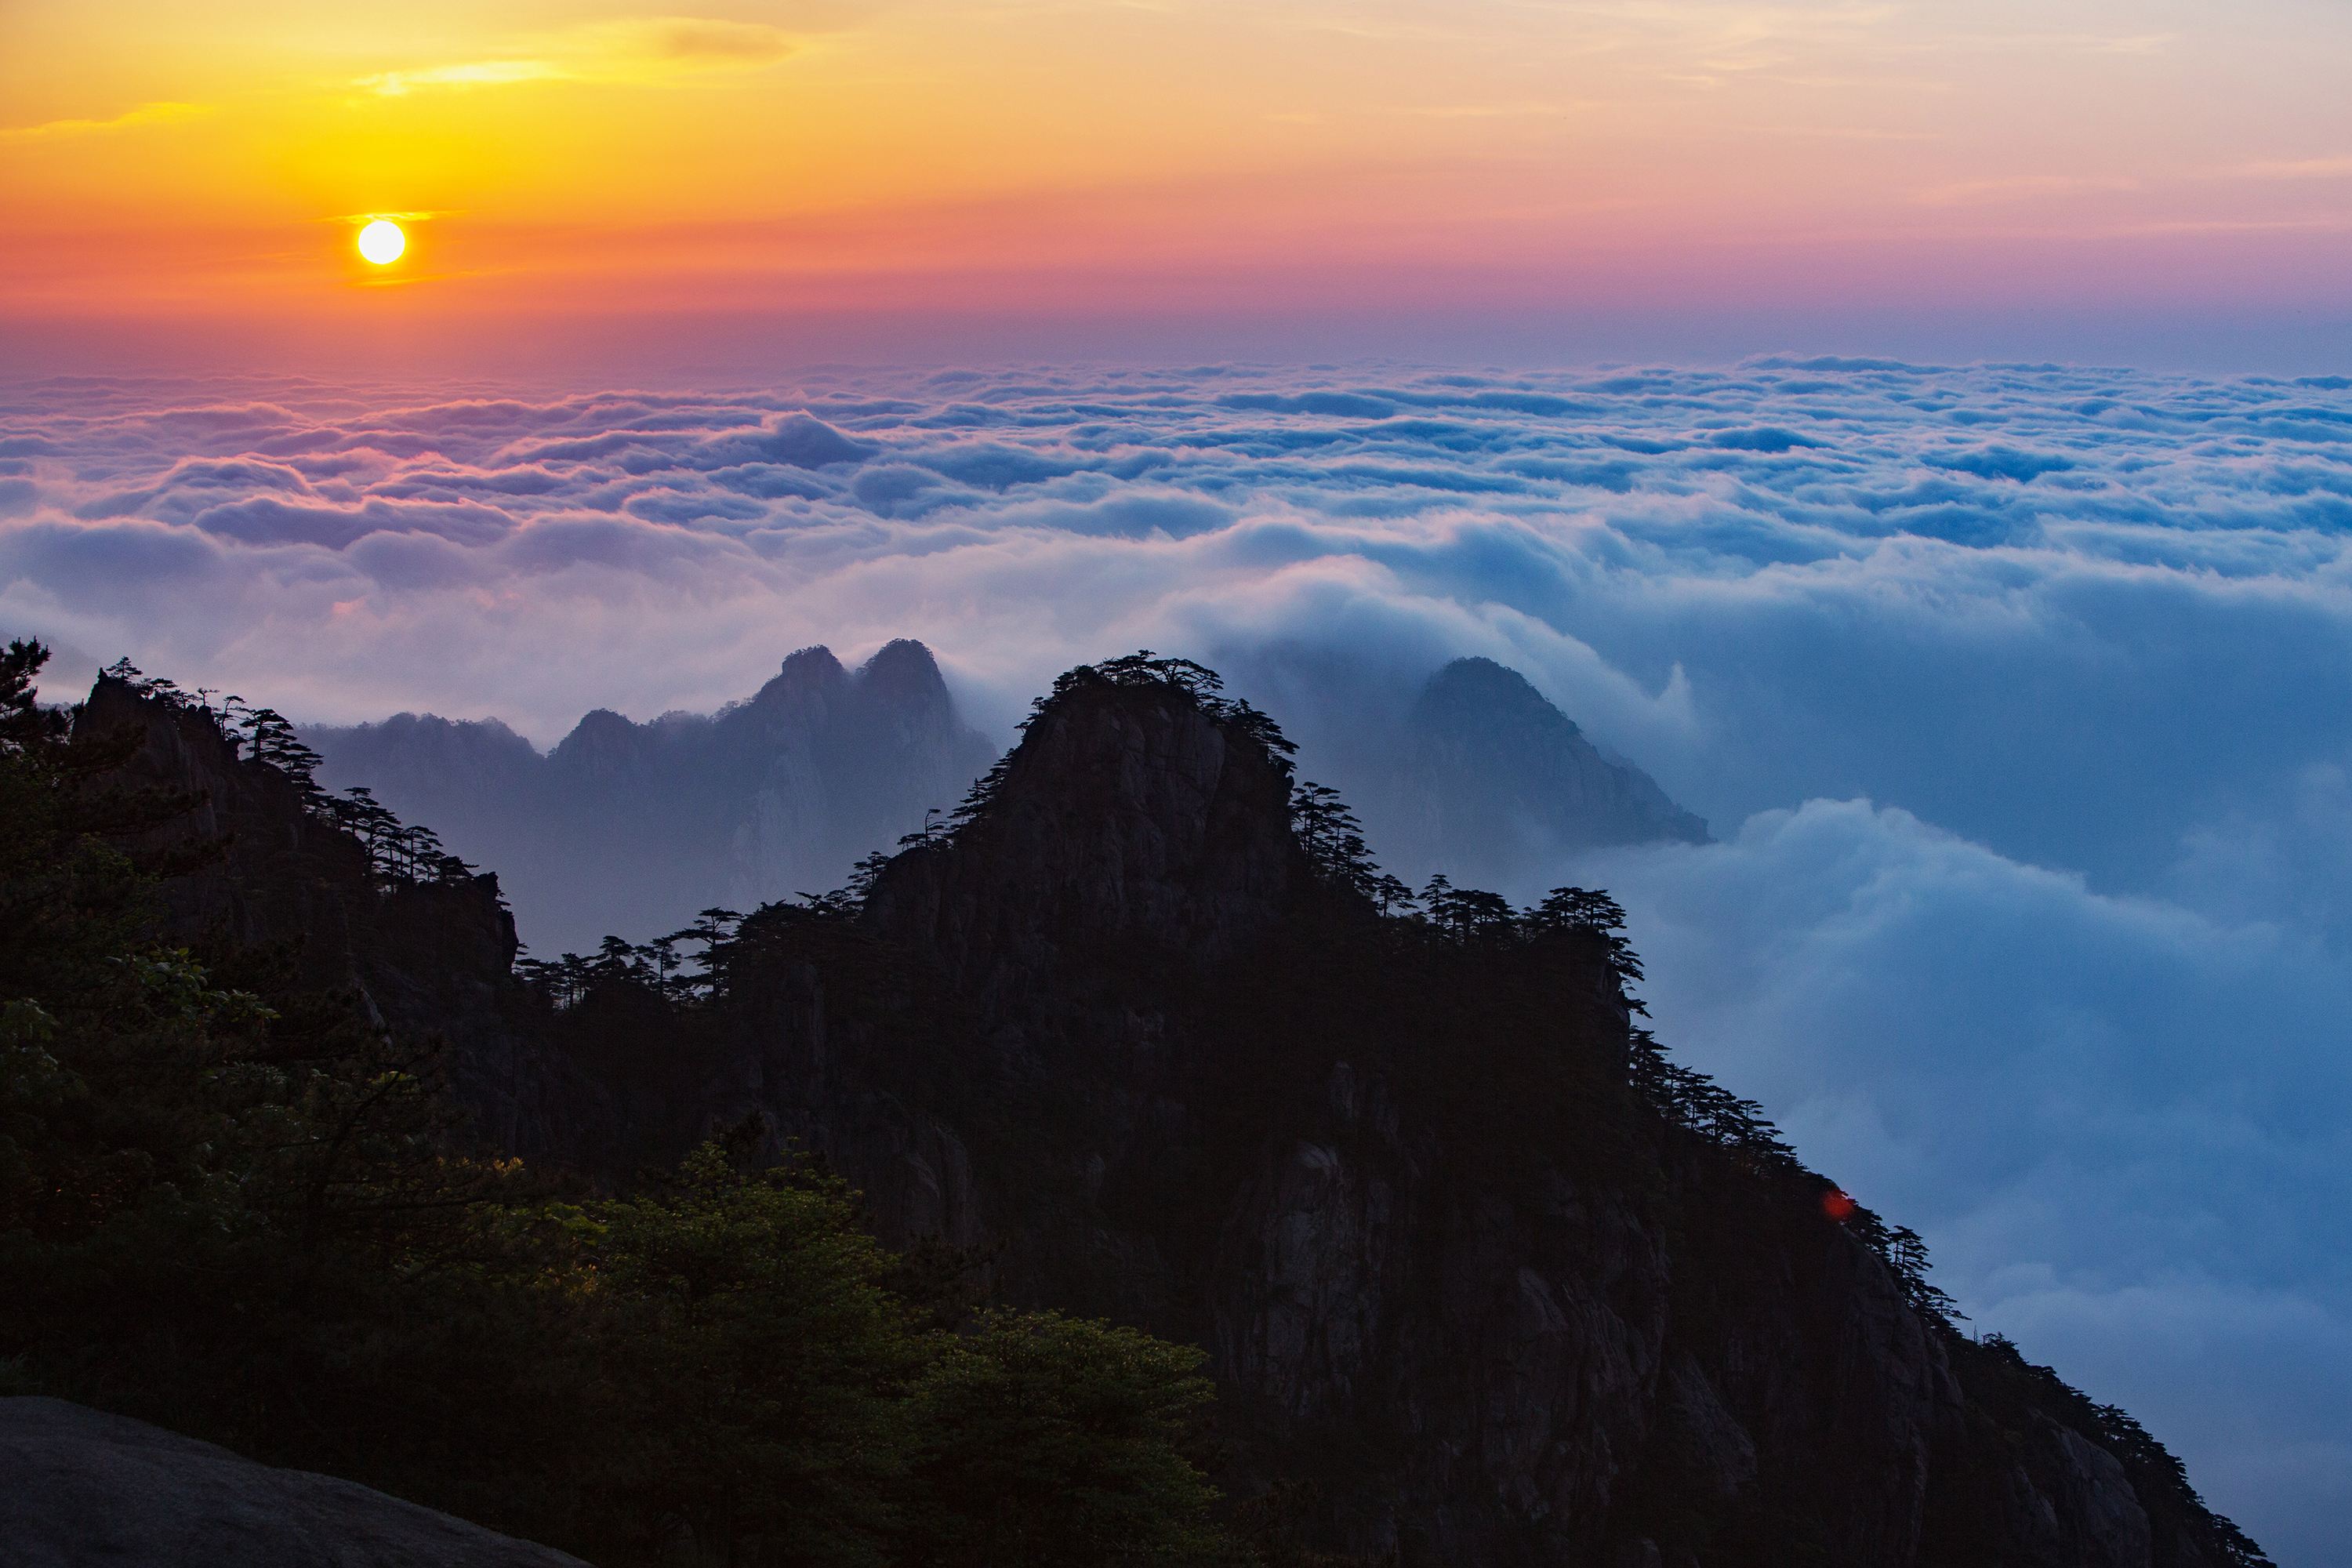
1288, 782, 1378, 901
902, 1310, 1232, 1568
558, 1139, 927, 1564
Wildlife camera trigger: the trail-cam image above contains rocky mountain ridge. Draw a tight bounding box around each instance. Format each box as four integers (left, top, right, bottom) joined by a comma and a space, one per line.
495, 659, 2261, 1568
306, 641, 999, 955
86, 655, 2268, 1568
303, 644, 1711, 957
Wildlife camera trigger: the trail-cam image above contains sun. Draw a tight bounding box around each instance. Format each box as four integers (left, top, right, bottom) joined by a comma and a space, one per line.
356, 219, 406, 266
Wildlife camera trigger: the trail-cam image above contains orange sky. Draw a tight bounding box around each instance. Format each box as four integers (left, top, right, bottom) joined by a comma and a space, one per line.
3, 1, 2350, 361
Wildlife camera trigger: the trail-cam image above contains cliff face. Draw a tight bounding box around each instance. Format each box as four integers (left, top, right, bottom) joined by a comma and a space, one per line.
307, 640, 997, 954
869, 669, 1301, 984
536, 666, 2253, 1568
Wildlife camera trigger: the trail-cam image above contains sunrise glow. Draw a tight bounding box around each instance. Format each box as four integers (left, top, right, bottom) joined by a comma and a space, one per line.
2, 0, 2348, 371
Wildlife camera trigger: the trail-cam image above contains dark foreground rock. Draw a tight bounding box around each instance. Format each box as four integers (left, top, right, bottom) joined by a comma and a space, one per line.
0, 1398, 586, 1568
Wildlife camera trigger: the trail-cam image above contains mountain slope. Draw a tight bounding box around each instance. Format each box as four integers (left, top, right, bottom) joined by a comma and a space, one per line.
78, 671, 578, 1157
1406, 656, 1705, 852
16, 658, 1229, 1566
1355, 656, 1706, 891
515, 656, 2264, 1568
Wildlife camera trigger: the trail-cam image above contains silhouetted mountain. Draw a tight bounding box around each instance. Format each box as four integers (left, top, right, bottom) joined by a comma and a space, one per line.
1225, 649, 1706, 893
89, 655, 2267, 1568
486, 658, 2260, 1568
1386, 656, 1708, 874
1402, 653, 1703, 860
309, 645, 1700, 953
79, 672, 583, 1156
307, 641, 997, 954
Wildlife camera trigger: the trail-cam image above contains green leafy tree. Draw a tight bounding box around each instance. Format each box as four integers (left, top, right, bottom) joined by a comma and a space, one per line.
574, 1141, 926, 1565
903, 1309, 1232, 1568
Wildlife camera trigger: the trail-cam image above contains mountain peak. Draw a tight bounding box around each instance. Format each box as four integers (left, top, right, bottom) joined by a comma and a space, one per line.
867, 658, 1302, 976
308, 636, 998, 952
780, 643, 846, 674
1391, 655, 1706, 882
853, 637, 950, 710
547, 706, 648, 775
733, 645, 853, 724
1418, 655, 1584, 738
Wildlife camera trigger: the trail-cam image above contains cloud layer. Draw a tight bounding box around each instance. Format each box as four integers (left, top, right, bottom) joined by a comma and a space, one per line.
5, 359, 2352, 1562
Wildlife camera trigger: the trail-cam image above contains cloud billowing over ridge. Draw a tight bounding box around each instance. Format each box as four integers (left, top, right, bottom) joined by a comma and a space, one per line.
5, 359, 2352, 1562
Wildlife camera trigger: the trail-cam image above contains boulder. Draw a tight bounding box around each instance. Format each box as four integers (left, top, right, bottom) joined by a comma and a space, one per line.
0, 1398, 586, 1568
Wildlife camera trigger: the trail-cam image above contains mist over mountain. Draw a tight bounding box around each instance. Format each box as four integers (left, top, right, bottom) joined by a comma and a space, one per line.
307, 640, 997, 954
1316, 655, 1708, 891
307, 641, 1709, 957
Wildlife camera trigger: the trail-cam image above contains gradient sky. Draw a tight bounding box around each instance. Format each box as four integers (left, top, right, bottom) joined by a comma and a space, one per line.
5, 0, 2352, 370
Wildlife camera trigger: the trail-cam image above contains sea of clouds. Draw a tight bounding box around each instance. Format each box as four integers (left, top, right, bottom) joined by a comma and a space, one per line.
5, 358, 2351, 1562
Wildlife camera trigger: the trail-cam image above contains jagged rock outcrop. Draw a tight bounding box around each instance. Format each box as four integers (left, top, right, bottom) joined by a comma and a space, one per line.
0, 1398, 587, 1567
307, 640, 997, 954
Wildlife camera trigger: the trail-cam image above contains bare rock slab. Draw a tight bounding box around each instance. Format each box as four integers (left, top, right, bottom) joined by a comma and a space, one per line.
0, 1399, 586, 1568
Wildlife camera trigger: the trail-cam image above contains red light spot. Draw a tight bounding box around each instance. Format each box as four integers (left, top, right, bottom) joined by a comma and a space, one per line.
1821, 1189, 1857, 1222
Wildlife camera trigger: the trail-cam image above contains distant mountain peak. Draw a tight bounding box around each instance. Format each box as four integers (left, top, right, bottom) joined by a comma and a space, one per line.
755, 644, 851, 703
1365, 655, 1707, 887
854, 637, 953, 710
307, 637, 999, 952
862, 637, 941, 673
780, 643, 845, 670
1418, 655, 1585, 739
549, 706, 649, 775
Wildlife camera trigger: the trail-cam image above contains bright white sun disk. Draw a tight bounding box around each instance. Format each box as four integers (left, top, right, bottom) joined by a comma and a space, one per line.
357, 220, 406, 265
